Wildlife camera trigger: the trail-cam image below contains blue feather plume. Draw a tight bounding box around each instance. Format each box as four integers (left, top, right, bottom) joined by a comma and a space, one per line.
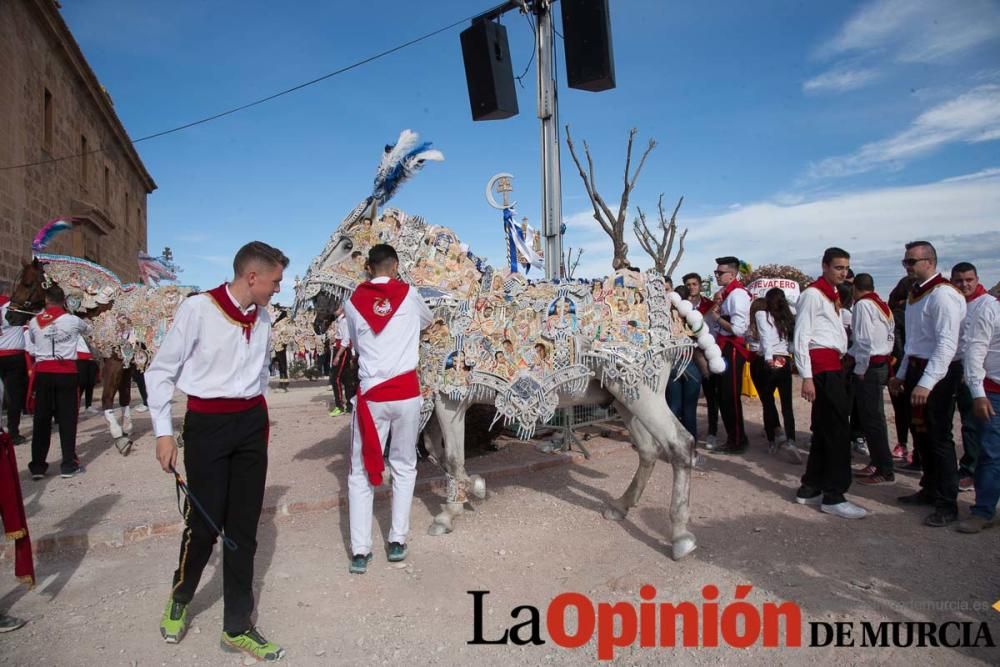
371, 130, 444, 206
32, 218, 74, 252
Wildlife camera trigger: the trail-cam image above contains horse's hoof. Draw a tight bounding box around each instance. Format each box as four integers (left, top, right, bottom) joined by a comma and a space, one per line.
428, 519, 452, 536
470, 475, 487, 500
602, 504, 627, 521
114, 437, 133, 457
672, 535, 697, 561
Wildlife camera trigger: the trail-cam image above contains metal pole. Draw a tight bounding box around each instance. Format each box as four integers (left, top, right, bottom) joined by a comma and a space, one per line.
535, 1, 562, 280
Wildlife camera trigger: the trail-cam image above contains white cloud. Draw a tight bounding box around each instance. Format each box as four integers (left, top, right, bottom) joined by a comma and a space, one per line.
819, 0, 1000, 64
803, 67, 881, 94
808, 84, 1000, 178
562, 169, 1000, 292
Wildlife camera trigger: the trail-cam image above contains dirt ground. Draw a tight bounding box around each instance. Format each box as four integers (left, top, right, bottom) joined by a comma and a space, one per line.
1, 378, 998, 665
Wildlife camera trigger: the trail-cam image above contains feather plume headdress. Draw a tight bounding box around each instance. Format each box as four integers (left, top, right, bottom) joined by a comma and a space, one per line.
137, 252, 177, 286
371, 129, 444, 206
31, 218, 74, 253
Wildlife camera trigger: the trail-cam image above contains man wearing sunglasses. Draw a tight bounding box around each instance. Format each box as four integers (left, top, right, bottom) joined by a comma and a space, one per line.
704, 256, 752, 454
888, 241, 966, 527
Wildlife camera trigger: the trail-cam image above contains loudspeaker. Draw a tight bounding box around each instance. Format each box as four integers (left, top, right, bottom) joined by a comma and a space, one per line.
560, 0, 616, 92
460, 21, 519, 121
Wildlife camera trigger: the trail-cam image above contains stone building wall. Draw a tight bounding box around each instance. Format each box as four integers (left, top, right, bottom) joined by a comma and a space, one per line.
0, 0, 156, 286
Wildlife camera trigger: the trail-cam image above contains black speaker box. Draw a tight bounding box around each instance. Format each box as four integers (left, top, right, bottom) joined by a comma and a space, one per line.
460, 20, 519, 121
561, 0, 616, 92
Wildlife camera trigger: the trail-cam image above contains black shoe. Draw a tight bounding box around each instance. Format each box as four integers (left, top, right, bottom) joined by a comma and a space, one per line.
387, 541, 408, 562
349, 553, 372, 574
10, 435, 26, 446
898, 460, 923, 473
897, 491, 933, 506
923, 510, 958, 527
60, 465, 84, 479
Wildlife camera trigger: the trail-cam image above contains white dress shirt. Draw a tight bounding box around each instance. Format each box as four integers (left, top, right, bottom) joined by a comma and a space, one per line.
26, 311, 91, 362
346, 277, 433, 393
849, 298, 893, 376
958, 292, 994, 359
755, 311, 789, 361
964, 297, 1000, 400
896, 274, 966, 390
145, 287, 272, 437
716, 284, 751, 338
0, 302, 26, 351
793, 286, 847, 379
334, 314, 351, 348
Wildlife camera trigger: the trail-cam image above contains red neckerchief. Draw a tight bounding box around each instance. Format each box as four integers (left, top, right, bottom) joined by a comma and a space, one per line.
349, 279, 410, 334
807, 277, 841, 313
35, 305, 67, 329
908, 274, 953, 304
856, 291, 892, 319
0, 296, 9, 308
206, 284, 257, 342
719, 278, 750, 303
964, 283, 988, 303
692, 296, 713, 315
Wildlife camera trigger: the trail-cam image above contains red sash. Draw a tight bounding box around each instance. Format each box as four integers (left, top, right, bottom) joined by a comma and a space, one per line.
984, 378, 1000, 395
809, 348, 843, 374
206, 284, 257, 342
856, 291, 892, 319
34, 359, 77, 374
0, 349, 23, 357
187, 394, 266, 414
908, 274, 955, 304
716, 334, 751, 360
0, 432, 34, 588
807, 277, 841, 313
356, 370, 420, 486
349, 279, 410, 334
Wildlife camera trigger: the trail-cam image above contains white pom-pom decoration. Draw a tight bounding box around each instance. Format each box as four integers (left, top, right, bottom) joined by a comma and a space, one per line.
668, 291, 682, 305
697, 332, 714, 349
686, 310, 704, 329
704, 344, 722, 361
676, 300, 693, 317
708, 357, 726, 374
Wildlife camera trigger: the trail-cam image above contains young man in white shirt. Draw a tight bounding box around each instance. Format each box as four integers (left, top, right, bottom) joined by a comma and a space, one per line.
956, 294, 1000, 533
148, 241, 287, 661
888, 241, 966, 527
26, 285, 91, 479
0, 294, 29, 444
849, 273, 896, 485
704, 257, 752, 454
793, 248, 866, 519
345, 244, 433, 574
684, 272, 719, 446
951, 262, 992, 491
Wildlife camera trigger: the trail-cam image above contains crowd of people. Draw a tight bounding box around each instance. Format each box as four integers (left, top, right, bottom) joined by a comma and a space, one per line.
664, 243, 999, 530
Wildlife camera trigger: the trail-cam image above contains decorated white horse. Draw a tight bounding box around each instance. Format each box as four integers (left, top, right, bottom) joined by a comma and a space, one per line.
297, 133, 722, 560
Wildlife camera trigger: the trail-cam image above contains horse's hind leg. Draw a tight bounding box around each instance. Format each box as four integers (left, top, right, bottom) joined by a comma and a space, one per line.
603, 401, 659, 522
428, 397, 481, 536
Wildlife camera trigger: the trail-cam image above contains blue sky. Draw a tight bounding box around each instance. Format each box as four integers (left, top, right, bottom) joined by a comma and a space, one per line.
61, 0, 1000, 296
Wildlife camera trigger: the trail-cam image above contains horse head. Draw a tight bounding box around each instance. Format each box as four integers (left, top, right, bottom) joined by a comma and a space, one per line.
7, 258, 47, 325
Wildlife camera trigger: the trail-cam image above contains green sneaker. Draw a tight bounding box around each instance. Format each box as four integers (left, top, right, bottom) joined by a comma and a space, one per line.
328, 407, 343, 417
221, 627, 286, 661
0, 613, 27, 633
387, 541, 408, 562
349, 553, 372, 574
159, 597, 188, 644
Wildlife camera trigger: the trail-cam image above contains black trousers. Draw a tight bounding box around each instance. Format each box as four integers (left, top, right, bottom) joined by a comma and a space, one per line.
0, 353, 28, 438
749, 356, 795, 442
903, 360, 961, 513
29, 372, 79, 475
171, 403, 269, 634
273, 351, 288, 386
134, 369, 148, 405
802, 369, 852, 504
889, 359, 916, 450
853, 363, 893, 475
76, 359, 98, 408
716, 342, 748, 447
702, 373, 719, 437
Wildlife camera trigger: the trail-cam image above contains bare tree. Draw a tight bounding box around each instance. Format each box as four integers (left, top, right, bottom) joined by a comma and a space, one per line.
562, 247, 584, 279
634, 194, 686, 277
565, 126, 656, 271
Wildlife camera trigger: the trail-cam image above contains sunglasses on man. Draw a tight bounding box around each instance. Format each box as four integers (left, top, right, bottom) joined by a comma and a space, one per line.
901, 257, 931, 267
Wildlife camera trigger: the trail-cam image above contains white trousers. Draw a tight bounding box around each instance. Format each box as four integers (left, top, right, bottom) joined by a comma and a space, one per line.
347, 395, 422, 556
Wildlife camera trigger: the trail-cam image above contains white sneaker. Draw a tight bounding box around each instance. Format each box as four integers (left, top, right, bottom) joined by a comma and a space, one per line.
851, 438, 869, 457
703, 434, 717, 447
821, 501, 867, 519
134, 404, 149, 413
86, 405, 101, 414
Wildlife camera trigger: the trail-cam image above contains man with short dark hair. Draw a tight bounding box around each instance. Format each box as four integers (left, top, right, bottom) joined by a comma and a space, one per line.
888, 241, 966, 527
952, 261, 992, 491
26, 285, 91, 479
345, 243, 433, 574
0, 291, 29, 444
149, 240, 288, 660
683, 272, 718, 445
704, 256, 751, 453
793, 247, 866, 519
849, 273, 895, 485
